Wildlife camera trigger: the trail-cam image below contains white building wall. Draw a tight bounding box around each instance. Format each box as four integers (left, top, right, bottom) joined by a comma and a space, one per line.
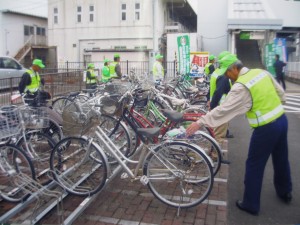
0, 12, 47, 57
197, 0, 228, 56
48, 0, 167, 62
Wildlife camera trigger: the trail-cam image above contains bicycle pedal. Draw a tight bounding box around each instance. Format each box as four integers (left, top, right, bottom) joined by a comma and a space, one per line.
140, 175, 149, 185
121, 173, 129, 179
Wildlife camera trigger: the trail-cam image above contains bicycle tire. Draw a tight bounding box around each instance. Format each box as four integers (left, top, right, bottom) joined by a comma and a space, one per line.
174, 132, 222, 176
0, 144, 36, 203
17, 131, 56, 185
50, 136, 108, 196
143, 141, 213, 208
52, 97, 73, 116
98, 114, 131, 161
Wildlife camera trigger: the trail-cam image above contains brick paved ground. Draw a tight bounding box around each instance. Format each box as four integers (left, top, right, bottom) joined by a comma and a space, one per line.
66, 140, 229, 225
1, 140, 228, 225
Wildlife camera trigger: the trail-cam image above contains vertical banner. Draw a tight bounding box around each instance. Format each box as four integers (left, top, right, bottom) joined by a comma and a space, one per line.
265, 38, 287, 77
274, 38, 287, 62
177, 35, 190, 75
264, 43, 275, 76
189, 52, 209, 78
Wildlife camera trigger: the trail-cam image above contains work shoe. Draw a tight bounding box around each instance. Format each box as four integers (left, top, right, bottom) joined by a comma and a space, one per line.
226, 133, 234, 138
235, 200, 259, 216
278, 192, 292, 203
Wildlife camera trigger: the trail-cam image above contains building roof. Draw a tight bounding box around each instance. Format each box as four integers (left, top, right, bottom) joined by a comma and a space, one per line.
227, 0, 282, 30
1, 9, 47, 19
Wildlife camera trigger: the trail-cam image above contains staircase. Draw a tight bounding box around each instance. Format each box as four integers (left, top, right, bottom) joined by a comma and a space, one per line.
14, 36, 33, 61
236, 38, 264, 69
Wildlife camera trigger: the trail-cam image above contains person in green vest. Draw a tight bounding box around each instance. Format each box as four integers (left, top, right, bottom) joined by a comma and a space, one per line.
152, 54, 164, 82
204, 55, 216, 81
109, 54, 122, 79
187, 54, 292, 215
86, 63, 97, 89
101, 59, 111, 83
209, 51, 234, 140
18, 58, 51, 104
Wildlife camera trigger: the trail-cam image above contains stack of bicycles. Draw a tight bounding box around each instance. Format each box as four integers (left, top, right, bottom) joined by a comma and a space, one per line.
49, 85, 218, 209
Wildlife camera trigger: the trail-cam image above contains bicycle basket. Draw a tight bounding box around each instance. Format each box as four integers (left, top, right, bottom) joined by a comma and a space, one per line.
62, 101, 100, 136
103, 83, 128, 95
99, 95, 120, 115
0, 105, 22, 140
132, 89, 149, 108
20, 106, 49, 129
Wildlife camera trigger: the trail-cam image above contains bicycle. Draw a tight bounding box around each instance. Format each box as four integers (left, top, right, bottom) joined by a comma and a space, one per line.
0, 105, 37, 202
50, 93, 214, 208
99, 89, 221, 176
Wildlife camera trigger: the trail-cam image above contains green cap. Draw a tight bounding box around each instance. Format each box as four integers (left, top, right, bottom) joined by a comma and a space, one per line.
155, 54, 163, 59
218, 51, 231, 60
32, 59, 45, 68
114, 53, 120, 58
88, 63, 95, 68
104, 59, 111, 63
218, 54, 238, 75
209, 55, 216, 61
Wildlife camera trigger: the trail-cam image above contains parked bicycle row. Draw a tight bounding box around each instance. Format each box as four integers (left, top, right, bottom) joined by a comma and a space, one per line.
0, 71, 228, 217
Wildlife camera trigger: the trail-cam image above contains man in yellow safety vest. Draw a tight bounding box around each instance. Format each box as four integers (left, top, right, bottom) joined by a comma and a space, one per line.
187, 54, 292, 215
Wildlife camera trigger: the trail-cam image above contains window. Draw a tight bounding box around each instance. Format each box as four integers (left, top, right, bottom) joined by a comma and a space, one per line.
54, 7, 58, 24
24, 25, 34, 36
77, 6, 82, 23
135, 3, 140, 20
89, 5, 94, 22
2, 58, 19, 69
37, 27, 46, 36
121, 3, 126, 21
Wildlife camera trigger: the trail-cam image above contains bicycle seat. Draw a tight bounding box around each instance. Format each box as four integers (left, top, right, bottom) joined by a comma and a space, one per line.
162, 110, 183, 122
69, 91, 81, 97
137, 127, 160, 138
82, 89, 97, 94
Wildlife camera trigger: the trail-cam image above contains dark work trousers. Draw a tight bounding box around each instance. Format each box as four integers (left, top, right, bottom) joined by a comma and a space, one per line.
276, 75, 286, 90
242, 114, 292, 212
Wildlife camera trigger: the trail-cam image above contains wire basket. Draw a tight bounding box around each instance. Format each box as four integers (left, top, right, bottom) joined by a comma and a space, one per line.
20, 106, 49, 129
133, 90, 149, 108
103, 83, 129, 95
62, 101, 101, 136
100, 95, 121, 115
0, 105, 22, 140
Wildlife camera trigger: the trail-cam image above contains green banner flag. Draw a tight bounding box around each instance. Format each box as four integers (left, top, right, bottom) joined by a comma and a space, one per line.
264, 43, 275, 76
177, 35, 190, 75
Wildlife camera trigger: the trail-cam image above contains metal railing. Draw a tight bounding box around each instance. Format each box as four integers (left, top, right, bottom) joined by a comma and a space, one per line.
0, 60, 179, 106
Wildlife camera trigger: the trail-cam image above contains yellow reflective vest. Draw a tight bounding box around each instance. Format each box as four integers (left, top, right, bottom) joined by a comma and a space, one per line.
86, 69, 97, 84
209, 68, 232, 104
109, 62, 118, 77
24, 69, 41, 93
236, 69, 285, 128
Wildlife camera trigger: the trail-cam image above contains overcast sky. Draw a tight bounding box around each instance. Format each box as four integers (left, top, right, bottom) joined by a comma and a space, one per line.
0, 0, 47, 17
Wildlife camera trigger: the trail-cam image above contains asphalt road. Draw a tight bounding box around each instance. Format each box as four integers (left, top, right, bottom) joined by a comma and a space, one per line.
227, 113, 300, 225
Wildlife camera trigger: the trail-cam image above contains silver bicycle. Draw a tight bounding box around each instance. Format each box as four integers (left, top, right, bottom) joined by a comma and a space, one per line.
50, 92, 214, 208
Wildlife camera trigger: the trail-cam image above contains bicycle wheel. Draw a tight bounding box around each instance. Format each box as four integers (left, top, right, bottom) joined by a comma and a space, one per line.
98, 114, 131, 160
50, 136, 108, 196
177, 132, 222, 176
0, 144, 36, 203
143, 141, 213, 208
75, 94, 89, 103
17, 131, 56, 185
52, 97, 73, 116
